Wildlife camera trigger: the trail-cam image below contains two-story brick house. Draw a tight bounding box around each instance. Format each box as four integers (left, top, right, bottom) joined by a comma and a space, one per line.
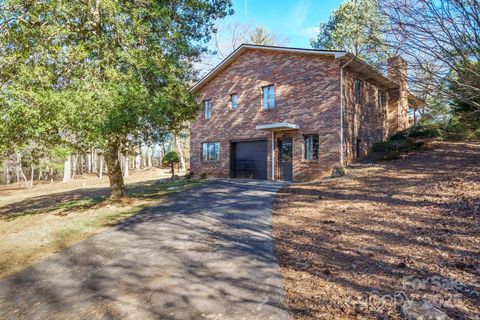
189, 44, 424, 182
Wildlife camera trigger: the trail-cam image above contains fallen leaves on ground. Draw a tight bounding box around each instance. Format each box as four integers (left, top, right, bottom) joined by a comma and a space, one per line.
273, 142, 480, 319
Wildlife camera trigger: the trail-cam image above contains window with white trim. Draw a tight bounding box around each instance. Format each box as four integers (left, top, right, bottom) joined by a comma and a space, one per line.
203, 99, 212, 119
202, 142, 220, 161
262, 85, 275, 110
304, 134, 319, 160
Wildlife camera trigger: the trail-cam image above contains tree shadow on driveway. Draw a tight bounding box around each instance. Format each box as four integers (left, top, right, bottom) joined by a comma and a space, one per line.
0, 179, 290, 320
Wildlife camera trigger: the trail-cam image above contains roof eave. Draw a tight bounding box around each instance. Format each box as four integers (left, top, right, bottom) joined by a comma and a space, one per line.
190, 44, 347, 93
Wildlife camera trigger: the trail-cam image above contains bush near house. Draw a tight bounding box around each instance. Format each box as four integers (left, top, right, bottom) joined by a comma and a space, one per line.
371, 124, 442, 160
370, 121, 480, 161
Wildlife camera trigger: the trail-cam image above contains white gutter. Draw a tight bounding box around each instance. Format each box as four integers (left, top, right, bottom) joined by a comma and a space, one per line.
340, 57, 354, 167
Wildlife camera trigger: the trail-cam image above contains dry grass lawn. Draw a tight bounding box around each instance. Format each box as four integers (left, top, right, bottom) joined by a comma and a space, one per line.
0, 169, 202, 279
273, 142, 480, 319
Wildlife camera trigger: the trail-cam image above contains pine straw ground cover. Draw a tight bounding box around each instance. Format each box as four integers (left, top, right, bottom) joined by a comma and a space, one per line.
273, 142, 480, 319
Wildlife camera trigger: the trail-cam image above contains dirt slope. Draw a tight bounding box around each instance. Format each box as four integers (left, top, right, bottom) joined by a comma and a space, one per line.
273, 142, 480, 319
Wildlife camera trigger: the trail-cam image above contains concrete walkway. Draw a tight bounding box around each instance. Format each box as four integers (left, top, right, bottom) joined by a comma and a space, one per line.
0, 180, 290, 320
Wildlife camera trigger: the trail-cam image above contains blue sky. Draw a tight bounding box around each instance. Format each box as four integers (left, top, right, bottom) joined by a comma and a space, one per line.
227, 0, 342, 48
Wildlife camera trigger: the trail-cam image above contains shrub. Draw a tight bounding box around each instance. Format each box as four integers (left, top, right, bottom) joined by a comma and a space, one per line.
442, 119, 480, 141
162, 151, 180, 179
409, 125, 444, 139
390, 124, 444, 141
371, 139, 418, 160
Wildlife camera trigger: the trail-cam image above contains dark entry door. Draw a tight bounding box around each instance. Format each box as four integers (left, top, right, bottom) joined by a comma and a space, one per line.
279, 139, 293, 181
232, 140, 268, 180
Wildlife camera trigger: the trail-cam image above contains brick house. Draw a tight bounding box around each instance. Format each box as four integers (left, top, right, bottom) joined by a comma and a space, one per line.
189, 44, 424, 182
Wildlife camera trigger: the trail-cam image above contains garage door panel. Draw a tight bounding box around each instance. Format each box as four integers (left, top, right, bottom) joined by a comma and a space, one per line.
233, 140, 267, 180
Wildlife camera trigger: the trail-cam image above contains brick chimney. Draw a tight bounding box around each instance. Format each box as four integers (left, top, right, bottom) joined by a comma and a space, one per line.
387, 56, 409, 132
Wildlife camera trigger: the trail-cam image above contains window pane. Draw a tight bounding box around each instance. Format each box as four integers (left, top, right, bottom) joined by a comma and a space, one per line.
304, 136, 312, 159
231, 94, 238, 109
304, 135, 319, 160
207, 142, 214, 160
312, 135, 319, 160
204, 100, 211, 119
202, 143, 208, 161
379, 91, 387, 108
355, 80, 362, 102
263, 87, 269, 109
214, 142, 220, 160
269, 86, 275, 108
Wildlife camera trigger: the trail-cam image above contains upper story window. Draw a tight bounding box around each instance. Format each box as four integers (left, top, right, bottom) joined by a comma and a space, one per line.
304, 134, 319, 160
379, 91, 387, 109
203, 99, 212, 119
262, 85, 275, 110
202, 142, 220, 161
230, 93, 238, 109
354, 80, 362, 103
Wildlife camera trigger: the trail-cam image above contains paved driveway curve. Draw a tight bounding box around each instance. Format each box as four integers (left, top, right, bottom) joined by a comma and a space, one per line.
0, 179, 290, 320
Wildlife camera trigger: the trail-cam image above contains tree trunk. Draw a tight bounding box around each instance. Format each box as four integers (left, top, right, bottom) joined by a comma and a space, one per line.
87, 151, 92, 173
136, 144, 142, 170
99, 155, 103, 179
72, 155, 77, 179
161, 141, 166, 160
5, 162, 10, 184
28, 163, 34, 189
92, 148, 97, 174
171, 163, 175, 179
63, 156, 72, 182
174, 135, 186, 173
79, 155, 83, 175
147, 146, 152, 168
15, 153, 28, 187
104, 141, 126, 199
123, 156, 129, 177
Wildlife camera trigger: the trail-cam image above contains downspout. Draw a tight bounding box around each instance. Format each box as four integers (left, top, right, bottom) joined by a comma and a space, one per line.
271, 131, 275, 180
339, 57, 354, 167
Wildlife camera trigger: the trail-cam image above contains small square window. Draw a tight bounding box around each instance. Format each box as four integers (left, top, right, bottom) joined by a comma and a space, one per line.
262, 85, 275, 110
202, 142, 220, 161
230, 94, 238, 109
304, 134, 319, 160
203, 100, 211, 119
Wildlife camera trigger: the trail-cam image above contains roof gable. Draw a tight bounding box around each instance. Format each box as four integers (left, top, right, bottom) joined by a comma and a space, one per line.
190, 44, 346, 93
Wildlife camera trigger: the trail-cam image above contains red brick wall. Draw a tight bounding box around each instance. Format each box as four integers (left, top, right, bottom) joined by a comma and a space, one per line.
387, 56, 410, 134
342, 69, 390, 163
190, 49, 409, 181
190, 49, 342, 181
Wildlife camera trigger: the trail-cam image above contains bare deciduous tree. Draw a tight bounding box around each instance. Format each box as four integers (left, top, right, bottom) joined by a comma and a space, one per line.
196, 22, 287, 76
378, 0, 480, 109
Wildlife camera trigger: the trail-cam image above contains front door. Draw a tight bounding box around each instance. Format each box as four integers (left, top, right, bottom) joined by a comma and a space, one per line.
279, 138, 293, 181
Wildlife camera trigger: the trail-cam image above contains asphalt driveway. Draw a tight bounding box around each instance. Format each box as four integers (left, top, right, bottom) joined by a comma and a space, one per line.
0, 179, 290, 320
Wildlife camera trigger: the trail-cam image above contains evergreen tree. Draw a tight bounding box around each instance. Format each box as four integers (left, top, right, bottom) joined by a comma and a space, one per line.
0, 0, 232, 198
311, 0, 387, 68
